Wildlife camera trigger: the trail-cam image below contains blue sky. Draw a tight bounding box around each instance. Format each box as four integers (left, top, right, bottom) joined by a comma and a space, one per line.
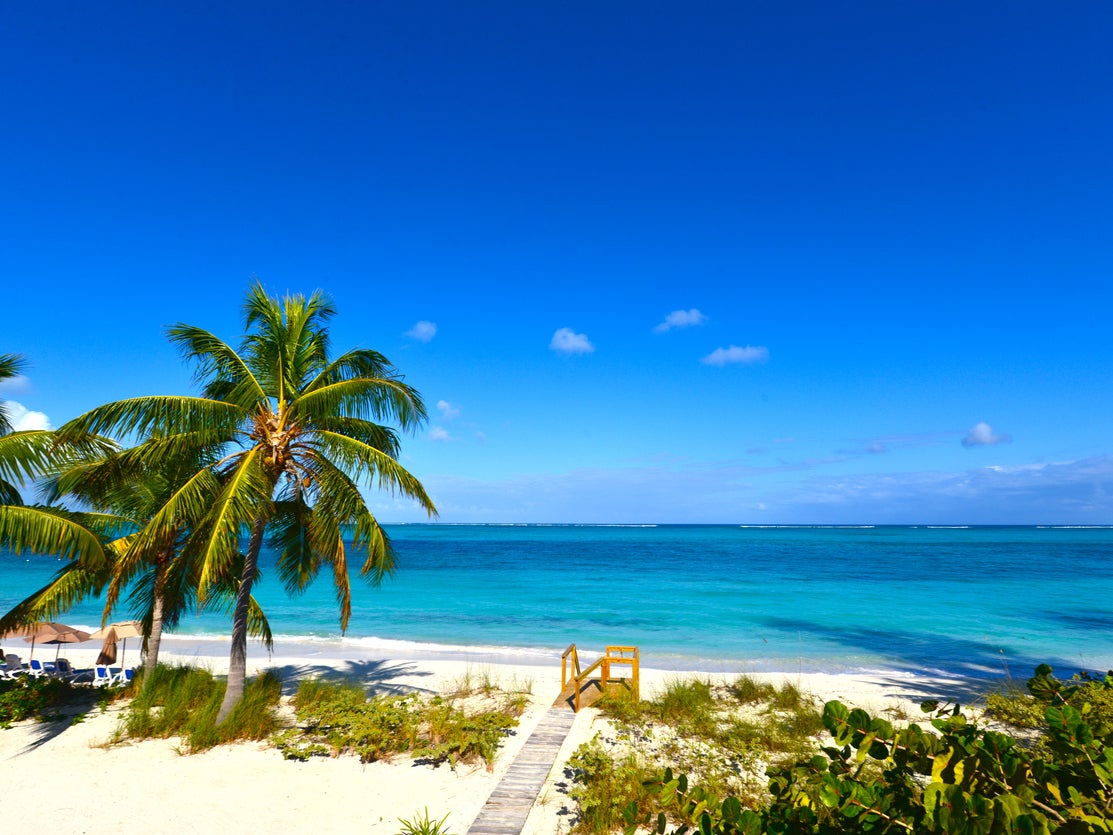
2, 2, 1112, 523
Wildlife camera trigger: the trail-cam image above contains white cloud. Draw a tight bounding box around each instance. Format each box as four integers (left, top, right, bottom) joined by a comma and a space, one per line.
405, 320, 437, 342
3, 401, 51, 431
437, 400, 461, 421
654, 308, 707, 333
550, 327, 595, 355
701, 345, 769, 366
429, 426, 453, 442
962, 422, 1011, 448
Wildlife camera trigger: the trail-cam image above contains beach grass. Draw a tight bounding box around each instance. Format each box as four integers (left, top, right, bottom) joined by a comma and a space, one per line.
119, 664, 282, 751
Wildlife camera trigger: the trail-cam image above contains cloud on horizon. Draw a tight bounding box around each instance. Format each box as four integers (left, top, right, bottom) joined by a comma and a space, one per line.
550, 327, 595, 355
375, 453, 1113, 526
962, 421, 1011, 447
404, 320, 437, 342
701, 344, 769, 366
3, 401, 51, 431
654, 308, 707, 333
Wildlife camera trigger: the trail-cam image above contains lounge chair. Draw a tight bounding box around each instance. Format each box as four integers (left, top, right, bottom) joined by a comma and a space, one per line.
52, 658, 87, 682
91, 665, 115, 687
112, 668, 135, 686
3, 654, 28, 678
28, 658, 56, 678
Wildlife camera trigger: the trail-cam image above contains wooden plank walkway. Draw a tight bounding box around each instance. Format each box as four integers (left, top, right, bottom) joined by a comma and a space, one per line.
465, 704, 579, 835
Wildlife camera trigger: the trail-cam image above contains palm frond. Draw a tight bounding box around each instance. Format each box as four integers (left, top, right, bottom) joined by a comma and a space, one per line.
302, 348, 398, 394
0, 505, 109, 567
59, 397, 246, 444
166, 324, 268, 407
192, 449, 272, 602
0, 352, 28, 383
0, 431, 63, 488
311, 432, 437, 516
0, 353, 29, 435
305, 456, 396, 587
293, 377, 428, 431
0, 562, 109, 634
354, 512, 396, 586
270, 496, 318, 595
246, 595, 273, 649
0, 480, 21, 505
124, 465, 223, 568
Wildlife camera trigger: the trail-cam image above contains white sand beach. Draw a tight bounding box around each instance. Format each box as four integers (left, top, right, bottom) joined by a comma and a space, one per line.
0, 637, 973, 834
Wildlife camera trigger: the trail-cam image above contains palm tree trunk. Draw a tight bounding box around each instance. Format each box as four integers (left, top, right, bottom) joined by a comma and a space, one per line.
216, 518, 265, 725
142, 557, 168, 688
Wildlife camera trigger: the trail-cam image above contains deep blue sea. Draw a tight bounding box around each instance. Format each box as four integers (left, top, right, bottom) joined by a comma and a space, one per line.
2, 525, 1111, 678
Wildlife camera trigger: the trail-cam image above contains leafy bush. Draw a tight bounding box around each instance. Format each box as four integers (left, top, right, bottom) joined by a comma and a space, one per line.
984, 686, 1045, 729
568, 738, 658, 834
274, 678, 524, 769
625, 664, 1113, 834
0, 675, 103, 727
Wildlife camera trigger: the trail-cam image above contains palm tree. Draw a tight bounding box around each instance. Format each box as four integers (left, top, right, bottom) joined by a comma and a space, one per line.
62, 282, 436, 721
0, 442, 274, 685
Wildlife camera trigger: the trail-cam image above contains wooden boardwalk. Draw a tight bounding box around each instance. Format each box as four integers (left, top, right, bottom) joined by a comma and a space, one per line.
465, 703, 579, 835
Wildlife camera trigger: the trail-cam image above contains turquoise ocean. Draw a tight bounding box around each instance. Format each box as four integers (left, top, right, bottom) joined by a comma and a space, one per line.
2, 525, 1111, 679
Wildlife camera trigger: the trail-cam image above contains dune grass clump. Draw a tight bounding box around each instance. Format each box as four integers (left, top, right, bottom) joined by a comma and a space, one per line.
274, 677, 526, 769
727, 674, 776, 704
396, 808, 452, 835
122, 664, 281, 752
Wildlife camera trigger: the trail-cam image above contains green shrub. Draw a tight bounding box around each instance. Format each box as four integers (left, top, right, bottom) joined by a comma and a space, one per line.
626, 665, 1113, 835
984, 687, 1045, 729
0, 675, 100, 727
568, 737, 656, 834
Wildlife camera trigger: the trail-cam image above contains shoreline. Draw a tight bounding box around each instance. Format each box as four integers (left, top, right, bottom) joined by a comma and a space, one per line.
25, 632, 1002, 709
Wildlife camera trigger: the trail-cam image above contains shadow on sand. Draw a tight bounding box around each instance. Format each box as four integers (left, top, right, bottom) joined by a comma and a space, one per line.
758, 615, 1093, 706
263, 658, 435, 697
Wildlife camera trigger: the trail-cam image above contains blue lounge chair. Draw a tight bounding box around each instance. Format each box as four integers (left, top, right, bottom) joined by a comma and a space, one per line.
92, 665, 115, 687
28, 658, 56, 678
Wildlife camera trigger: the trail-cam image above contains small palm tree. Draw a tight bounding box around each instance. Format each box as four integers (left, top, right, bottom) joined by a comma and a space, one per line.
0, 442, 274, 685
64, 282, 436, 720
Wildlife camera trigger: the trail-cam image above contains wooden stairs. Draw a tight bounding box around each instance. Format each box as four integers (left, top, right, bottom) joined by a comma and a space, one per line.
465, 644, 639, 834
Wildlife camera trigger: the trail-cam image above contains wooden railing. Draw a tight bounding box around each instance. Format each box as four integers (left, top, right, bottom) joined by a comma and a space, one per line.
561, 644, 640, 712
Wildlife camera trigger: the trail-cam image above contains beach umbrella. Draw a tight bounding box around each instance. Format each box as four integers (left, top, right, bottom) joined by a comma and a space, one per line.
19, 622, 91, 662
90, 621, 144, 670
37, 625, 93, 663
